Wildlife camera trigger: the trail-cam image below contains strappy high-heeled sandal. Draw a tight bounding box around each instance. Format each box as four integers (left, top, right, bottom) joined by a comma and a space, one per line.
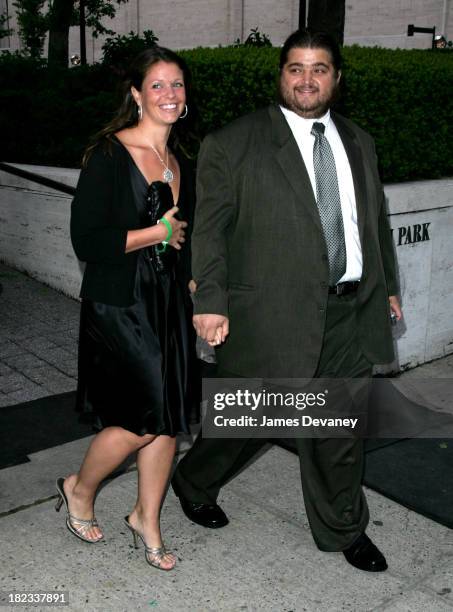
55, 478, 103, 543
124, 516, 176, 571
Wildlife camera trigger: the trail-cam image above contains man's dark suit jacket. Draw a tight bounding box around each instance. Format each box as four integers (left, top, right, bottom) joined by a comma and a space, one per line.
192, 105, 398, 378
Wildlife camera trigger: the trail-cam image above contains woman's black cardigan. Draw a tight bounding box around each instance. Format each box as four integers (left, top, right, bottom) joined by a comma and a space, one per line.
70, 139, 195, 307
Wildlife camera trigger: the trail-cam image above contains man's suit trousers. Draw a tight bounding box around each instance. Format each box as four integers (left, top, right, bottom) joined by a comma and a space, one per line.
173, 291, 372, 551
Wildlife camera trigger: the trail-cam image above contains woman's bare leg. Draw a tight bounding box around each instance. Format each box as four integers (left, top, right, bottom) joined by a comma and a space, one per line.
63, 426, 154, 541
127, 435, 177, 569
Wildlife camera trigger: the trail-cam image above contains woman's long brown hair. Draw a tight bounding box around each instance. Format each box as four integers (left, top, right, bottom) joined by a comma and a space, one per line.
82, 46, 192, 166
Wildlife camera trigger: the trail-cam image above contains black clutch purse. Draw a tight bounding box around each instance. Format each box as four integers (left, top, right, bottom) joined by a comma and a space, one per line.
144, 181, 176, 274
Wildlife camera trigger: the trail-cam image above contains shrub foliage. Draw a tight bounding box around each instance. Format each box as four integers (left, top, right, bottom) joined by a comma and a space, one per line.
1, 46, 452, 182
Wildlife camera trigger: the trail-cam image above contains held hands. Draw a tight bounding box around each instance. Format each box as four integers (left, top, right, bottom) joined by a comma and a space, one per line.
161, 206, 187, 250
193, 314, 229, 347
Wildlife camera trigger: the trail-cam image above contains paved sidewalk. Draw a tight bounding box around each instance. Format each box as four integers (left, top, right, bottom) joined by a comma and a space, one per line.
1, 262, 453, 612
0, 264, 79, 407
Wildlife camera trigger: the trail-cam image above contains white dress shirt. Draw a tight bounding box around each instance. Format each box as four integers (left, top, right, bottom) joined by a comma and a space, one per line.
280, 106, 363, 283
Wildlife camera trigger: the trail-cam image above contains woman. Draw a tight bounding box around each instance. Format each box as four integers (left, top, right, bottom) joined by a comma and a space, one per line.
56, 47, 195, 571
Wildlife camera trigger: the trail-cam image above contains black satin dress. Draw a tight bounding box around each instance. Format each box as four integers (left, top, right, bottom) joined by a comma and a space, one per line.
76, 158, 192, 436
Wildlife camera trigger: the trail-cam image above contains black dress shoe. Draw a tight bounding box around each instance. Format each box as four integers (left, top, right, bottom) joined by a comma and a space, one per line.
178, 497, 229, 528
343, 533, 388, 572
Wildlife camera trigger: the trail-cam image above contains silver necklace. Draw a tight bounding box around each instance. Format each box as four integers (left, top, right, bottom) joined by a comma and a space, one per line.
149, 143, 174, 183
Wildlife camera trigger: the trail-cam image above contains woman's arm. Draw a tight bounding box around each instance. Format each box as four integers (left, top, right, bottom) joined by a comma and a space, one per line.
71, 148, 186, 263
125, 206, 187, 252
71, 148, 128, 264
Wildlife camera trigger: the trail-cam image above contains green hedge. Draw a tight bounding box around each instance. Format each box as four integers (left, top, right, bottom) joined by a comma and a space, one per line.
340, 46, 453, 182
1, 46, 452, 183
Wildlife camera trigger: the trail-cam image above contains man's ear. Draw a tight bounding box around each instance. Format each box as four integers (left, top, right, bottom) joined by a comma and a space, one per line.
336, 69, 342, 84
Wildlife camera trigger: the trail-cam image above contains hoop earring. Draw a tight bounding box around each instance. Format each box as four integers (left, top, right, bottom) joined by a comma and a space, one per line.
179, 104, 188, 120
137, 104, 143, 121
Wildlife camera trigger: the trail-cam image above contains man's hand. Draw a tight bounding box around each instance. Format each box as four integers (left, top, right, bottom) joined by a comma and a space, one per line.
389, 295, 402, 321
193, 314, 229, 346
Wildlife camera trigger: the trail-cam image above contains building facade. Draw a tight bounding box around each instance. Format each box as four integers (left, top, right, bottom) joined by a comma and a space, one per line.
1, 0, 452, 60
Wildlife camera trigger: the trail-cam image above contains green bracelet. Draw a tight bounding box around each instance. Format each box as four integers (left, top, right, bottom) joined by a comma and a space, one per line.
157, 217, 172, 253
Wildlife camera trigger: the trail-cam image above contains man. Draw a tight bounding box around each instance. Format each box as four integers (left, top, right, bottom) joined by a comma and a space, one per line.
172, 30, 402, 572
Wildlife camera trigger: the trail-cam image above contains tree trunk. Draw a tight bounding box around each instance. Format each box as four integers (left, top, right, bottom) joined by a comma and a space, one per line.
307, 0, 345, 45
48, 0, 75, 67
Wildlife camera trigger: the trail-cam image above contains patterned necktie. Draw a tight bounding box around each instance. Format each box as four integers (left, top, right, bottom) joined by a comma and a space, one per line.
311, 122, 346, 286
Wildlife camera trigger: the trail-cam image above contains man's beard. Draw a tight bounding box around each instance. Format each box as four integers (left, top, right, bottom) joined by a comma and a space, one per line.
278, 82, 340, 119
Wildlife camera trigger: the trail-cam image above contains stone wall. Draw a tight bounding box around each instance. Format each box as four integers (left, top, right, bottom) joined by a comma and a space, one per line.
1, 164, 452, 371
383, 178, 453, 369
0, 166, 81, 299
